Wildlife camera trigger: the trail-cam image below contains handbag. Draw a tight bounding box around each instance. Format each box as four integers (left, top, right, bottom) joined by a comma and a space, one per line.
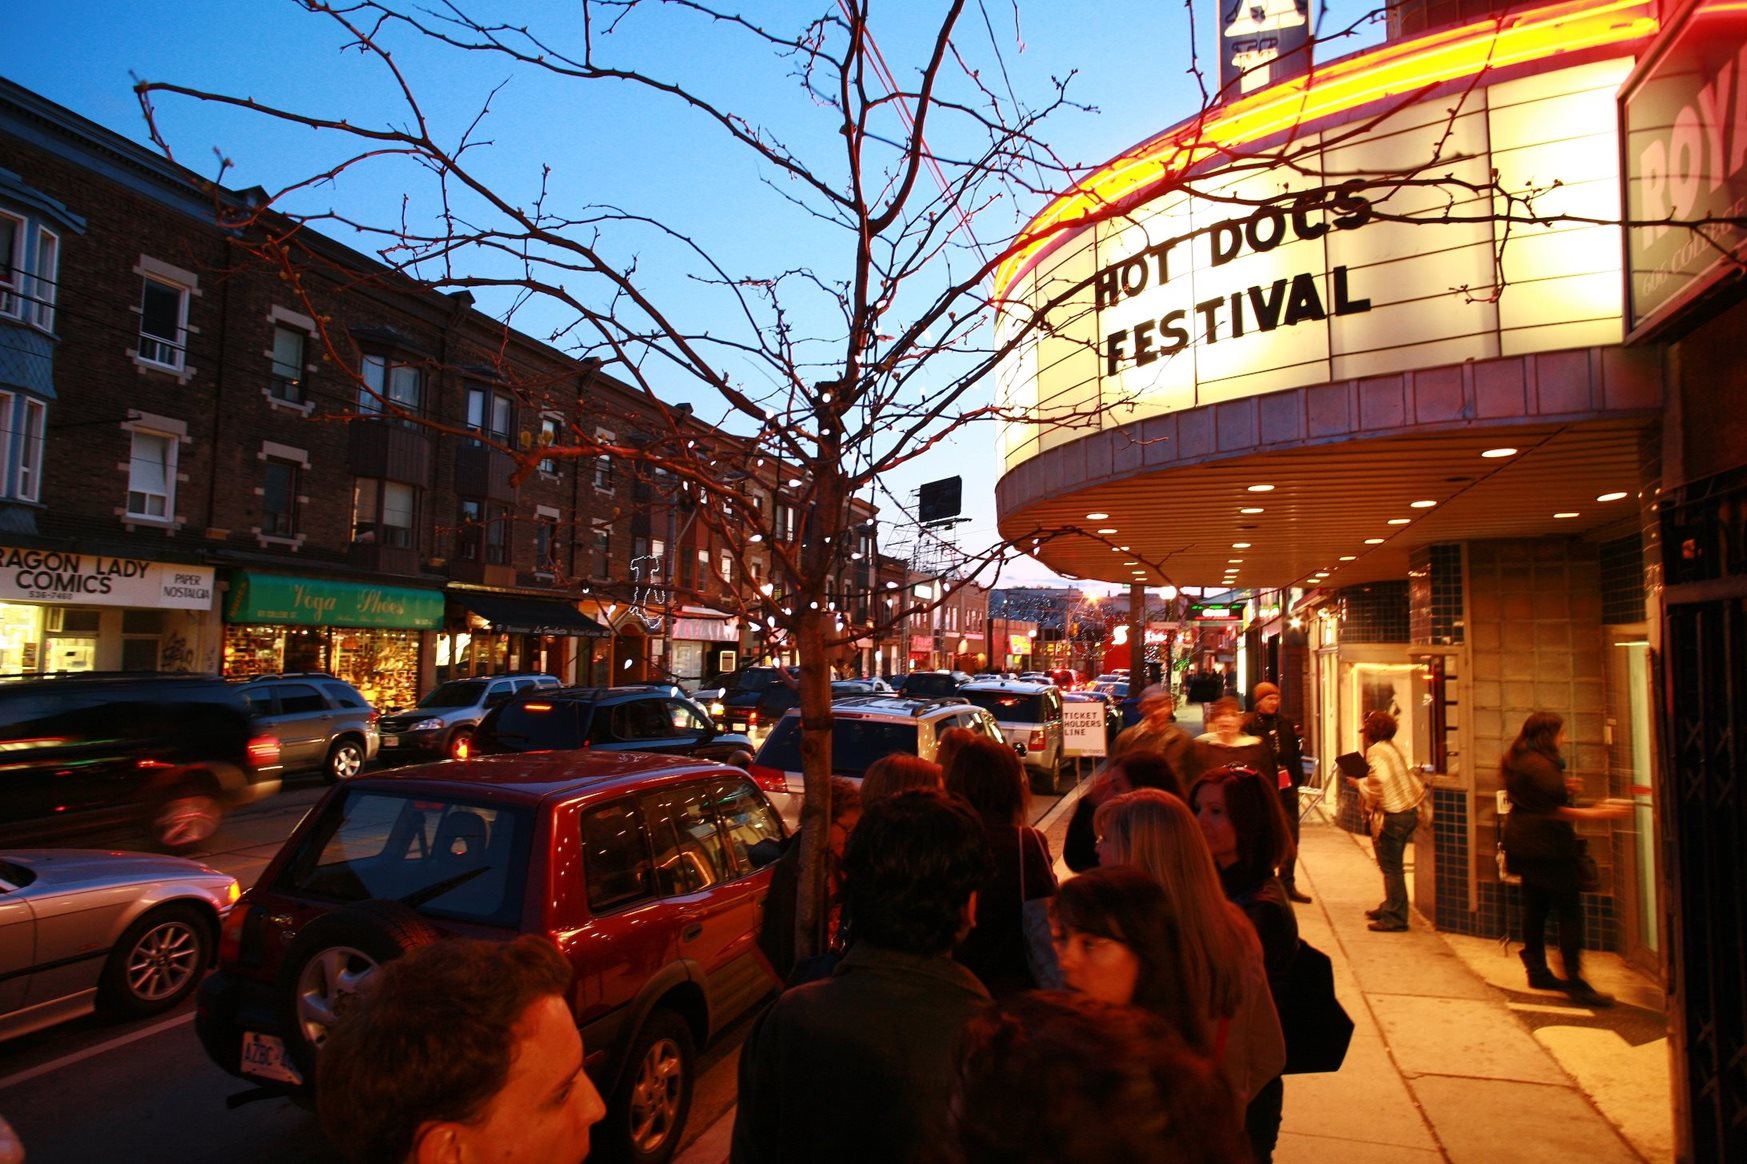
1574, 838, 1602, 893
1018, 829, 1062, 989
1279, 938, 1354, 1074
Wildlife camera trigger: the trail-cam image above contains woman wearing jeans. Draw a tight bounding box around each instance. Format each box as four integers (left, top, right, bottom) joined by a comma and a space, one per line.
1348, 710, 1421, 932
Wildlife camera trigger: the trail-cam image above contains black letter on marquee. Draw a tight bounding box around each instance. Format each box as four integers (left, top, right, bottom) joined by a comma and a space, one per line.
1283, 273, 1327, 325
1292, 190, 1330, 240
1121, 258, 1149, 299
1095, 266, 1121, 309
1134, 319, 1158, 367
1229, 293, 1245, 338
1148, 241, 1178, 284
1247, 279, 1289, 330
1333, 178, 1373, 230
1246, 205, 1288, 253
1209, 221, 1244, 267
1159, 310, 1191, 356
1106, 330, 1129, 375
1332, 265, 1372, 314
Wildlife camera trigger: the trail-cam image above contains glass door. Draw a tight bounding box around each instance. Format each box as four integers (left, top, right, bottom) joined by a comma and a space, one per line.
1616, 640, 1660, 961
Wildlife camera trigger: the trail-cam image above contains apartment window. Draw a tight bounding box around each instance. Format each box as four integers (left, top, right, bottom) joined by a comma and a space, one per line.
32, 229, 57, 331
354, 478, 417, 548
697, 549, 710, 588
138, 277, 189, 369
592, 520, 611, 579
539, 415, 560, 474
360, 354, 422, 418
262, 458, 299, 536
721, 552, 733, 584
270, 326, 307, 403
534, 509, 560, 575
458, 500, 509, 564
465, 386, 513, 444
650, 539, 666, 579
594, 428, 615, 491
17, 398, 44, 502
126, 429, 177, 519
0, 214, 18, 317
775, 502, 796, 542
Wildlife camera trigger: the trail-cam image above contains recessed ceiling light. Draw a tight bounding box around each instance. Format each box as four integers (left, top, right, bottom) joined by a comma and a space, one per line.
1554, 511, 1579, 519
1597, 491, 1628, 502
1387, 518, 1411, 525
1239, 507, 1265, 515
1339, 555, 1356, 561
1364, 537, 1385, 544
1110, 546, 1122, 552
1410, 500, 1437, 509
1086, 512, 1109, 520
1124, 561, 1140, 566
1246, 484, 1275, 493
1482, 447, 1518, 458
1232, 542, 1251, 549
1097, 527, 1119, 534
1228, 559, 1244, 564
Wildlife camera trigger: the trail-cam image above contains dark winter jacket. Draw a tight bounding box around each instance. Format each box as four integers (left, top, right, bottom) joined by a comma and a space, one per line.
1501, 747, 1577, 862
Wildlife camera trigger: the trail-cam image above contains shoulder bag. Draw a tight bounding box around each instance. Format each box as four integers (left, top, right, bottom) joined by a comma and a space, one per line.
1018, 828, 1062, 989
1279, 938, 1354, 1074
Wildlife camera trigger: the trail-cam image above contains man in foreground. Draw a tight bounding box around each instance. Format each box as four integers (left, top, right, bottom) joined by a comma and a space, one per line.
318, 934, 607, 1164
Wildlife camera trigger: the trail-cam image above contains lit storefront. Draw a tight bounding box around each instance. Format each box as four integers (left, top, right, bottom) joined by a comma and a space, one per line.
0, 544, 217, 672
441, 589, 611, 685
994, 0, 1665, 964
222, 570, 442, 710
667, 605, 741, 688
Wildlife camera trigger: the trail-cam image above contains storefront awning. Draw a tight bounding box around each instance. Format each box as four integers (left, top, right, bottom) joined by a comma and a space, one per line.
226, 571, 444, 629
455, 591, 610, 638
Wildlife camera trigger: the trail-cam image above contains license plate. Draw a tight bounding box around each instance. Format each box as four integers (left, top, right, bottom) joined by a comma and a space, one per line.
240, 1032, 304, 1086
381, 734, 399, 747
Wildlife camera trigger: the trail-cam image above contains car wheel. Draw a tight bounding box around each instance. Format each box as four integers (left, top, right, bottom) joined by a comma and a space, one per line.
152, 784, 223, 854
446, 727, 473, 760
603, 1007, 694, 1164
98, 903, 210, 1017
324, 737, 366, 782
276, 900, 439, 1081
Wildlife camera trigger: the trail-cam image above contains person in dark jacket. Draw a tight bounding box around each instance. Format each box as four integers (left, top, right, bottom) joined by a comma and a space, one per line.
757, 777, 862, 984
731, 790, 993, 1164
1243, 682, 1310, 903
1189, 764, 1298, 1164
1501, 711, 1629, 1007
1063, 750, 1182, 872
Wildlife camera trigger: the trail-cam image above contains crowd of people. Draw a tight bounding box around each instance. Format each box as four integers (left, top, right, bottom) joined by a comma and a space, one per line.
303, 682, 1622, 1164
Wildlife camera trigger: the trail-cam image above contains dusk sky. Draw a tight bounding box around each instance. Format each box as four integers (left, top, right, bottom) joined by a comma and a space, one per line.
3, 1, 1385, 594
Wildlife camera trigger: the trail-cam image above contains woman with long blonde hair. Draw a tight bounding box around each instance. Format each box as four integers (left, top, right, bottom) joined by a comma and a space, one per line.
1095, 788, 1286, 1136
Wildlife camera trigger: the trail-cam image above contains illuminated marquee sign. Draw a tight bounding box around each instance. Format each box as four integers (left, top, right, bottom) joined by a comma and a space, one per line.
1189, 603, 1245, 621
993, 2, 1658, 474
0, 546, 213, 610
1621, 0, 1747, 338
1219, 0, 1312, 98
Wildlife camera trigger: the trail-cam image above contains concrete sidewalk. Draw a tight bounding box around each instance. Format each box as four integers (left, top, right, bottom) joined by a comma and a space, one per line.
679, 779, 1670, 1164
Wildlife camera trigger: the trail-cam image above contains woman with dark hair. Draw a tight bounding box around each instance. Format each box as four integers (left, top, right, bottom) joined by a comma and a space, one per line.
859, 752, 943, 804
1345, 709, 1424, 933
947, 735, 1057, 996
1187, 765, 1297, 1163
1049, 866, 1208, 1053
1501, 711, 1629, 1006
1190, 697, 1275, 783
953, 991, 1248, 1164
1063, 749, 1183, 872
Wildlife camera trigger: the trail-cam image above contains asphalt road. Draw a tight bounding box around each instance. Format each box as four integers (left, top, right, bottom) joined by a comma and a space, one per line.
0, 771, 1069, 1164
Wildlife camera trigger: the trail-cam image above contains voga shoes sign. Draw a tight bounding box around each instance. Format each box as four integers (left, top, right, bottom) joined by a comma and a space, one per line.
0, 546, 214, 610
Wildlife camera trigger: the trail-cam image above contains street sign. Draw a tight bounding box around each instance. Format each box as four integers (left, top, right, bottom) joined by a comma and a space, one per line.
1062, 703, 1108, 757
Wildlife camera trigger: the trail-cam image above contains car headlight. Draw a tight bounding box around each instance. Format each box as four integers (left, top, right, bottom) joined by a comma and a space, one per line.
411, 717, 445, 732
709, 701, 725, 717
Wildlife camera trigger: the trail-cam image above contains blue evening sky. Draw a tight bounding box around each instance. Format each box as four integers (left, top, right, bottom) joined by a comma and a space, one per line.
3, 1, 1384, 592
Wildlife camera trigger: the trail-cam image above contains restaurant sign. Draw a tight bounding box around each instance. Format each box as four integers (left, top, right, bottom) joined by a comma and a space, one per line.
0, 546, 213, 610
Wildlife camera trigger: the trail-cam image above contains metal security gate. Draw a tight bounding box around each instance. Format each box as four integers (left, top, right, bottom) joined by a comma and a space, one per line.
1661, 471, 1747, 1162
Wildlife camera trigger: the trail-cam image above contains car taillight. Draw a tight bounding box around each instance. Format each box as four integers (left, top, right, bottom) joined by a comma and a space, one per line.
1028, 728, 1047, 750
218, 899, 252, 965
367, 709, 380, 727
454, 735, 471, 760
248, 735, 281, 768
748, 764, 788, 794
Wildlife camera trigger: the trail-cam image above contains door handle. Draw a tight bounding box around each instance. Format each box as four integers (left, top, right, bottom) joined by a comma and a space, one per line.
681, 922, 704, 943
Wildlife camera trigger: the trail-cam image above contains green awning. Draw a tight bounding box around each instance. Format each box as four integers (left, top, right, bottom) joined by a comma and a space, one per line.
225, 571, 444, 629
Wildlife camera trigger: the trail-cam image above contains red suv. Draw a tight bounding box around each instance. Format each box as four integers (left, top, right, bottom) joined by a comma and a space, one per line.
195, 752, 787, 1164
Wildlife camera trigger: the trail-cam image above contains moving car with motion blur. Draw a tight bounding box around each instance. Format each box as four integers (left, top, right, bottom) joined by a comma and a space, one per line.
375, 673, 559, 763
469, 685, 755, 765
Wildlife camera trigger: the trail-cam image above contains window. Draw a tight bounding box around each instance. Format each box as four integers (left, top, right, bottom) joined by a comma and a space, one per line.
721, 552, 733, 584
270, 327, 307, 404
535, 509, 560, 575
126, 429, 177, 520
0, 214, 18, 317
138, 276, 188, 369
465, 386, 512, 444
458, 500, 509, 563
354, 478, 418, 547
17, 398, 44, 503
775, 502, 796, 542
640, 784, 730, 895
539, 415, 560, 474
360, 354, 422, 417
31, 228, 57, 331
581, 801, 654, 913
262, 458, 299, 536
0, 392, 11, 495
593, 428, 614, 491
592, 520, 611, 578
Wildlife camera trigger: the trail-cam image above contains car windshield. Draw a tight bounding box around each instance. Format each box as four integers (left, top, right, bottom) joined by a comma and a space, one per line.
902, 673, 958, 696
756, 715, 921, 775
483, 701, 581, 751
416, 681, 489, 709
279, 789, 533, 926
960, 690, 1047, 721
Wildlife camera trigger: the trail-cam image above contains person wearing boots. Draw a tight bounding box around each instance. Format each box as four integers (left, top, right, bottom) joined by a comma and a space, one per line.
1244, 682, 1310, 903
1500, 711, 1630, 1007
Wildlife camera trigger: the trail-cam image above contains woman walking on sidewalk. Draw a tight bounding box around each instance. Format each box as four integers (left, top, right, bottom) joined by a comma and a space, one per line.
1500, 711, 1631, 1007
1348, 710, 1423, 933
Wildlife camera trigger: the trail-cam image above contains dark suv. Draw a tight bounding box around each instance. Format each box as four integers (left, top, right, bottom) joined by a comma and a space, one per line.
471, 685, 756, 765
195, 752, 786, 1164
377, 673, 560, 762
0, 673, 282, 852
235, 673, 379, 781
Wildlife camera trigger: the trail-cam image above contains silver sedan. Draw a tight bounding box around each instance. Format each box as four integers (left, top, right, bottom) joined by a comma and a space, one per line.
0, 849, 239, 1041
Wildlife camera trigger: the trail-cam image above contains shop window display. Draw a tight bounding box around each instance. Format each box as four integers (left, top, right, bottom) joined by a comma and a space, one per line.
224, 624, 420, 711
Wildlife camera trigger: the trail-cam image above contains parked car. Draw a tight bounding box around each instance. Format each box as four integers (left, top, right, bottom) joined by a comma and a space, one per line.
470, 685, 756, 765
700, 666, 798, 734
957, 679, 1070, 793
234, 673, 380, 782
830, 677, 893, 697
0, 847, 238, 1040
748, 695, 1006, 828
376, 673, 560, 763
0, 673, 282, 853
194, 752, 785, 1164
894, 670, 973, 698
